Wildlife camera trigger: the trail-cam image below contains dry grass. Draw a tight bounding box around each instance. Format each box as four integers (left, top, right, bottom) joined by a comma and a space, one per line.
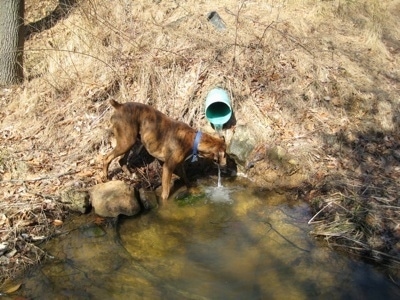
1, 0, 400, 286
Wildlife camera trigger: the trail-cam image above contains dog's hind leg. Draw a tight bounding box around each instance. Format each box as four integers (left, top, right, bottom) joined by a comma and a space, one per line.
117, 141, 143, 175
118, 151, 131, 175
103, 145, 133, 179
103, 124, 137, 179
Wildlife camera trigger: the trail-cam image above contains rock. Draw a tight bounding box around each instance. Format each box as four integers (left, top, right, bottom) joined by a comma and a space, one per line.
139, 188, 158, 210
267, 146, 300, 175
90, 181, 141, 217
228, 125, 258, 166
268, 145, 286, 162
60, 188, 91, 214
245, 143, 306, 189
393, 149, 400, 162
246, 144, 268, 169
0, 242, 9, 256
248, 162, 307, 190
6, 248, 17, 258
0, 255, 9, 265
80, 224, 107, 238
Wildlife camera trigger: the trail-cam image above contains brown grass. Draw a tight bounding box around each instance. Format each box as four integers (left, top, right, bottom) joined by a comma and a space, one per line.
1, 0, 400, 286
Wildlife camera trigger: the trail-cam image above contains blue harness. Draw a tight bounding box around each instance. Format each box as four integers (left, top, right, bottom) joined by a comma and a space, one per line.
191, 131, 202, 162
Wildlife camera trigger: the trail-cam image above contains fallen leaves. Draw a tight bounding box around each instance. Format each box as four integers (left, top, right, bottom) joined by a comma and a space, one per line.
0, 279, 22, 294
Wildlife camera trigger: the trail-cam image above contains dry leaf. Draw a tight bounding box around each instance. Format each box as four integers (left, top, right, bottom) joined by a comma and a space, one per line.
78, 170, 95, 177
53, 219, 63, 226
0, 214, 7, 226
94, 216, 105, 225
0, 279, 22, 294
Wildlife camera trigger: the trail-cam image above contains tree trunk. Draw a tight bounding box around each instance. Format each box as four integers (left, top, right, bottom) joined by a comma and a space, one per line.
0, 0, 25, 86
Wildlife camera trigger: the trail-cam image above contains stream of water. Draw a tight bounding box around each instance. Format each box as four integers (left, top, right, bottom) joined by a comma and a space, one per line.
13, 177, 400, 299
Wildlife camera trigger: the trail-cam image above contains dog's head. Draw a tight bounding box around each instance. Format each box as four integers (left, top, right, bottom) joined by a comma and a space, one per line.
214, 148, 227, 167
214, 136, 227, 167
199, 135, 227, 167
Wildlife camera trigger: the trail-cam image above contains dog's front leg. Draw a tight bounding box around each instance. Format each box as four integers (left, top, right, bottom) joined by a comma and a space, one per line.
161, 163, 173, 205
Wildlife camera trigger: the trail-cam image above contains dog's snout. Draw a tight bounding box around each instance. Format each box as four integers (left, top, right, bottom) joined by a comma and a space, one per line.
217, 151, 227, 167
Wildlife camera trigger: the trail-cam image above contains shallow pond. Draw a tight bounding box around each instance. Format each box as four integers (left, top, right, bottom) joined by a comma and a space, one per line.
15, 177, 400, 299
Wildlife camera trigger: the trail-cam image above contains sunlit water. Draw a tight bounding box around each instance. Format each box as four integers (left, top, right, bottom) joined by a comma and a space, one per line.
15, 177, 400, 299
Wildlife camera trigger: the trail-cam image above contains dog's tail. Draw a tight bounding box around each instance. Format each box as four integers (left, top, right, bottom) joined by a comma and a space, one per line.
109, 99, 123, 109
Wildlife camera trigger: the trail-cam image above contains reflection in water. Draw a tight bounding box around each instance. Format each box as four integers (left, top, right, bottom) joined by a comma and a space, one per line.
16, 178, 400, 299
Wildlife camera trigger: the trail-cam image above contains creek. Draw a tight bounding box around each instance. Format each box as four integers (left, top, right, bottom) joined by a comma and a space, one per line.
15, 177, 400, 299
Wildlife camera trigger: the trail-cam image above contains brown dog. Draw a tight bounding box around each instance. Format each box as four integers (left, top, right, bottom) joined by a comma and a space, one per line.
103, 100, 227, 204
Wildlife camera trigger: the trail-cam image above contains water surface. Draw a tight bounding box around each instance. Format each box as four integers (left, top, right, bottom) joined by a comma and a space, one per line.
16, 177, 400, 299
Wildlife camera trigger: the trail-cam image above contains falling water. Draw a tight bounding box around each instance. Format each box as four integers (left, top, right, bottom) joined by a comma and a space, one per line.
215, 123, 223, 189
203, 164, 232, 204
217, 164, 222, 188
214, 123, 223, 136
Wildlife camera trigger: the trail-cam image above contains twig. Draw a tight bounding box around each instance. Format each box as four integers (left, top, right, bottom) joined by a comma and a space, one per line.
308, 202, 332, 224
257, 21, 274, 49
0, 170, 79, 183
232, 1, 246, 67
271, 26, 314, 57
325, 237, 400, 264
